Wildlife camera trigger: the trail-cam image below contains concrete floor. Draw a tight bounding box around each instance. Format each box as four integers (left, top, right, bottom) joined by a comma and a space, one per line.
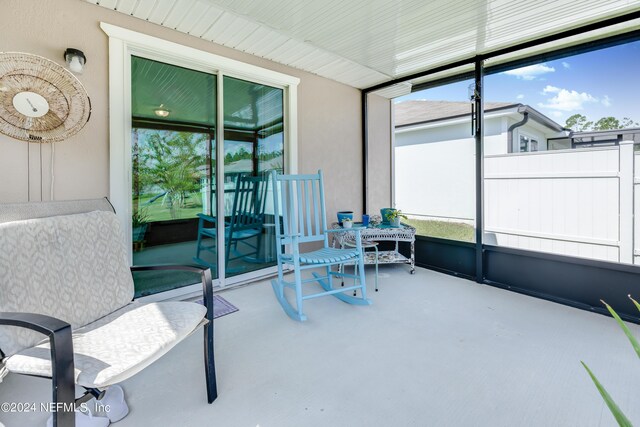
2, 265, 640, 427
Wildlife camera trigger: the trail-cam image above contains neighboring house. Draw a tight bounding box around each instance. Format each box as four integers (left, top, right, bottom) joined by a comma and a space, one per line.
393, 99, 640, 227
548, 127, 640, 149
394, 100, 567, 156
393, 100, 567, 222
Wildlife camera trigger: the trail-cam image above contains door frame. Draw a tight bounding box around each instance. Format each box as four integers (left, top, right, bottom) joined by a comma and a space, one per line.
102, 22, 299, 293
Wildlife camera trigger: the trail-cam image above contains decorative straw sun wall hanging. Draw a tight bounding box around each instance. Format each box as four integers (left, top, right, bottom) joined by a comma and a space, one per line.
0, 52, 91, 143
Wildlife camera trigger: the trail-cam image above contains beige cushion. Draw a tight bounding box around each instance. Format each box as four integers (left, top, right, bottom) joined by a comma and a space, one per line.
5, 301, 207, 388
0, 210, 134, 356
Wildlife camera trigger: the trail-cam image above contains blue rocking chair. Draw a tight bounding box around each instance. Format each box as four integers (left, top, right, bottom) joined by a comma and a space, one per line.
270, 170, 371, 321
194, 174, 269, 272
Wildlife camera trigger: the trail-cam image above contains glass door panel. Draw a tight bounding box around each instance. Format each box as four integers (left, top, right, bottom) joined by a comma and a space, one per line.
222, 76, 284, 277
131, 56, 217, 297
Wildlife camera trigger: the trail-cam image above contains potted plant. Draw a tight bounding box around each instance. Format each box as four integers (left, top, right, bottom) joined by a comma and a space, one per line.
342, 217, 354, 229
385, 209, 407, 227
132, 208, 150, 243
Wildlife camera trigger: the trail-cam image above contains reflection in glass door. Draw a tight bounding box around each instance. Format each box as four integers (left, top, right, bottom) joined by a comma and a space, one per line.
130, 56, 217, 297
222, 76, 284, 277
130, 57, 285, 296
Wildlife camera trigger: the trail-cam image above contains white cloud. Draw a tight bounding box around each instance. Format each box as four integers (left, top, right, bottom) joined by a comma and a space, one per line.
516, 94, 524, 99
538, 87, 598, 111
504, 64, 555, 80
542, 85, 560, 94
550, 111, 564, 118
562, 61, 570, 69
602, 95, 612, 107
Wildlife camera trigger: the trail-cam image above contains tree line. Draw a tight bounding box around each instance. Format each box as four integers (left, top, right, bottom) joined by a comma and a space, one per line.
565, 114, 639, 132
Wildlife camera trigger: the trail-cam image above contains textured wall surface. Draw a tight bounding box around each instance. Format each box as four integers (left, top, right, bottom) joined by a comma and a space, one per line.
0, 0, 364, 221
366, 93, 392, 214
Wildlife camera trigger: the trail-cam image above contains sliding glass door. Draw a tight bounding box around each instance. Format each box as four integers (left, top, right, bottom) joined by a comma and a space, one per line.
130, 56, 283, 296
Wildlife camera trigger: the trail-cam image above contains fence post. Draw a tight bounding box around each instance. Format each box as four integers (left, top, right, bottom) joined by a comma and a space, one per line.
619, 140, 634, 264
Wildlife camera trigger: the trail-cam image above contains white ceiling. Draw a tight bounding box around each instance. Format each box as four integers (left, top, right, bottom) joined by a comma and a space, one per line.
86, 0, 640, 89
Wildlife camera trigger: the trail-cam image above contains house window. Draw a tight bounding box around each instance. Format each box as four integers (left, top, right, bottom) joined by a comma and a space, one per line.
519, 134, 539, 152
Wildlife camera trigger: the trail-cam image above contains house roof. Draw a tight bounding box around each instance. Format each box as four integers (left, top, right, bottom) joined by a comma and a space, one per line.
84, 0, 640, 89
394, 100, 566, 132
394, 100, 515, 127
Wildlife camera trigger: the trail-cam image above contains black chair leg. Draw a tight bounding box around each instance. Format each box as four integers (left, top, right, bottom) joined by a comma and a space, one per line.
204, 320, 218, 403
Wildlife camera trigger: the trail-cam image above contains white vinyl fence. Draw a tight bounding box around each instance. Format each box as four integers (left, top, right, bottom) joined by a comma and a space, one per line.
484, 141, 635, 264
634, 149, 640, 265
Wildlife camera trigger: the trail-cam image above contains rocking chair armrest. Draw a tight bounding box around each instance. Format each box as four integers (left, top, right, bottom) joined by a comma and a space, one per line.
0, 312, 75, 426
281, 232, 301, 237
324, 228, 364, 234
324, 228, 365, 250
197, 213, 217, 222
197, 213, 231, 228
280, 233, 302, 243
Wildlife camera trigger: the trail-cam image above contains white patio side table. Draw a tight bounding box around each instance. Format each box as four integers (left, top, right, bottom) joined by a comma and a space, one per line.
330, 222, 416, 274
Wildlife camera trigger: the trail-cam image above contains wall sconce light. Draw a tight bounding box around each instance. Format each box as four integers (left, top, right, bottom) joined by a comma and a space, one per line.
154, 104, 170, 118
64, 48, 86, 74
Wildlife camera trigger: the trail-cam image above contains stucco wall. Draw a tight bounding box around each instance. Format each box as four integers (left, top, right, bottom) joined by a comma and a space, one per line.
0, 0, 363, 221
366, 94, 392, 215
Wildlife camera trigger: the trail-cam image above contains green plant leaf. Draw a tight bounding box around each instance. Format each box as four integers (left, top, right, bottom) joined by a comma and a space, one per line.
581, 362, 632, 427
602, 299, 640, 360
629, 295, 640, 314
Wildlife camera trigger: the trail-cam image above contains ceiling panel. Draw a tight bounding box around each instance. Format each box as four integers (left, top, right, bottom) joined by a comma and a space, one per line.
161, 0, 193, 29
146, 0, 174, 24
215, 17, 260, 48
115, 0, 137, 15
186, 5, 224, 37
131, 0, 157, 19
200, 12, 239, 41
86, 0, 640, 89
97, 0, 118, 9
175, 1, 211, 33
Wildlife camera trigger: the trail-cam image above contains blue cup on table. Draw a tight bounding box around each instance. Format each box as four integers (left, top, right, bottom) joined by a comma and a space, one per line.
362, 214, 370, 227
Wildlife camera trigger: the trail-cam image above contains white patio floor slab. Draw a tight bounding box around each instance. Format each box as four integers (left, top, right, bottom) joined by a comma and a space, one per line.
2, 265, 640, 426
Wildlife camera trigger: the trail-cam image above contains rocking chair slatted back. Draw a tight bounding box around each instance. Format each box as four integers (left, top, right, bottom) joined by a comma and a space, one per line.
271, 171, 328, 246
229, 174, 268, 233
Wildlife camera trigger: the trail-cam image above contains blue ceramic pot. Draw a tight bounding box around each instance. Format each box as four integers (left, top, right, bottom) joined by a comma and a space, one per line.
337, 211, 353, 225
380, 208, 395, 224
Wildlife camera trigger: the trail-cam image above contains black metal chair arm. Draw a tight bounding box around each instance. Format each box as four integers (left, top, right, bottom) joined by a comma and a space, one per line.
0, 312, 71, 337
129, 264, 217, 403
129, 264, 213, 314
0, 312, 75, 427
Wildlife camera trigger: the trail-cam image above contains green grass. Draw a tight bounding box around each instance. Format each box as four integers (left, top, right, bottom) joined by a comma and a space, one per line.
404, 218, 475, 242
134, 193, 203, 222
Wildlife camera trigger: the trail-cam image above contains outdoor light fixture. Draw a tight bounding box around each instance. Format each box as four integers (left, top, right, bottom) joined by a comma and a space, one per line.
64, 48, 86, 74
154, 104, 170, 117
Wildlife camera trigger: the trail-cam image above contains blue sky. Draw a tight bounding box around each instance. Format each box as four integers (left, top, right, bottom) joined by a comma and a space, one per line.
396, 40, 640, 127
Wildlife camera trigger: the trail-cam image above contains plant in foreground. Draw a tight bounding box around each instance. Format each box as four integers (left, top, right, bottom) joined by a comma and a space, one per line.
582, 296, 640, 427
